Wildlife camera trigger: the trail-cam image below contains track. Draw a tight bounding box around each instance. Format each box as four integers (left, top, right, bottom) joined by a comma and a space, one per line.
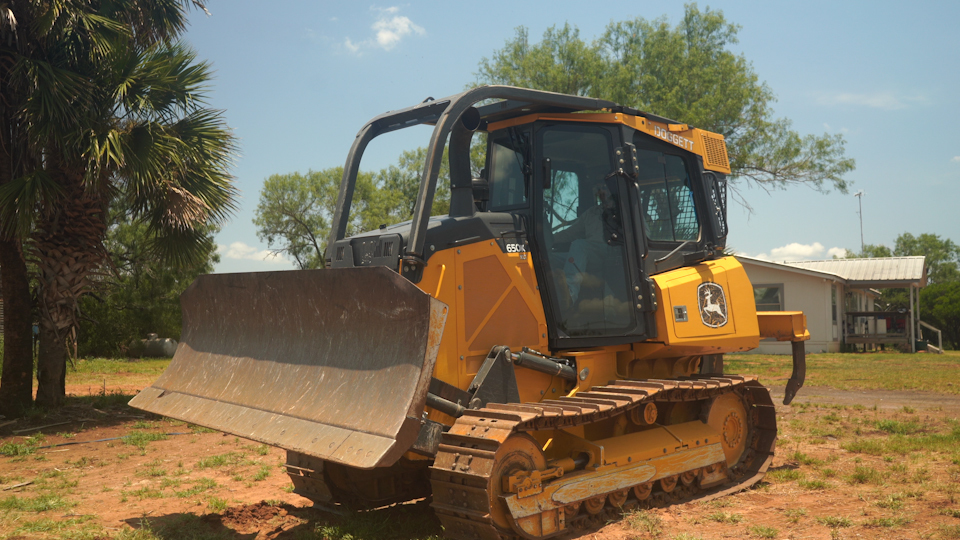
429, 376, 777, 540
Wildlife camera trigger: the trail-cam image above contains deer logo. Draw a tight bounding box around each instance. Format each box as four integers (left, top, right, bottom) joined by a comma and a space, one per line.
698, 282, 728, 328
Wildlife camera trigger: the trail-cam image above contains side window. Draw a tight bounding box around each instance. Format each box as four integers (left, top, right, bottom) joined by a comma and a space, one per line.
635, 148, 700, 242
754, 285, 783, 311
488, 131, 529, 210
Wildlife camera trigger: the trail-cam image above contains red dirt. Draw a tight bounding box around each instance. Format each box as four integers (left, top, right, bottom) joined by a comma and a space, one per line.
2, 386, 959, 539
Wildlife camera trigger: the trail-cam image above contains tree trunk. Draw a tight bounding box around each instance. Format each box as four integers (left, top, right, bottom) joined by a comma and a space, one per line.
0, 238, 35, 416
35, 319, 66, 408
32, 177, 107, 408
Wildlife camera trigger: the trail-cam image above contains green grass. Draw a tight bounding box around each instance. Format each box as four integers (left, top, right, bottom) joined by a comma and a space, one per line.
798, 479, 831, 490
748, 525, 778, 538
624, 509, 663, 537
707, 511, 743, 524
843, 425, 960, 456
122, 430, 168, 450
195, 452, 247, 469
0, 493, 71, 512
207, 497, 228, 512
848, 465, 885, 485
863, 516, 911, 528
817, 516, 853, 528
766, 468, 802, 483
725, 350, 960, 394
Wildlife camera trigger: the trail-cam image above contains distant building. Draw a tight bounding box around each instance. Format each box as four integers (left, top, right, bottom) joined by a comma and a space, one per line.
737, 256, 928, 354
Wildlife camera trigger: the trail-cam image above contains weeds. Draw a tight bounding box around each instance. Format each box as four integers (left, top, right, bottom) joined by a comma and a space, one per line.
863, 516, 911, 528
122, 431, 168, 451
784, 508, 807, 523
706, 511, 742, 524
624, 509, 662, 537
817, 516, 853, 528
748, 525, 778, 538
0, 494, 70, 512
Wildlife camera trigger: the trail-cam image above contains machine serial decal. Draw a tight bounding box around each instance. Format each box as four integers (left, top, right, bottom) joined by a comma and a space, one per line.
697, 282, 728, 328
653, 125, 695, 151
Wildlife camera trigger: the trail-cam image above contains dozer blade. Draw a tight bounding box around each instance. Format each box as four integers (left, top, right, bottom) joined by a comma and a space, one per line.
129, 266, 448, 469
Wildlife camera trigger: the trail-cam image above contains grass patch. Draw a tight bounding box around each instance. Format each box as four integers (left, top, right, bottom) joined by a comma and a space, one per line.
195, 452, 246, 469
207, 497, 228, 512
875, 494, 906, 509
817, 516, 853, 528
847, 465, 884, 485
122, 430, 168, 450
173, 478, 218, 498
784, 508, 807, 523
939, 508, 960, 518
875, 419, 923, 435
624, 509, 662, 537
766, 468, 802, 483
748, 525, 778, 538
798, 479, 831, 490
253, 464, 270, 482
940, 524, 960, 539
0, 493, 71, 512
790, 451, 823, 466
724, 351, 960, 394
706, 511, 742, 524
863, 516, 911, 528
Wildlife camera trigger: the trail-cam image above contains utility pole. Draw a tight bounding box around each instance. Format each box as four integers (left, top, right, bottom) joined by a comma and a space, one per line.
854, 190, 865, 255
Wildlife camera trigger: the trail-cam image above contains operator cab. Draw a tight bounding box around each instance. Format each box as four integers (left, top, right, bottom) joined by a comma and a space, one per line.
482, 116, 728, 347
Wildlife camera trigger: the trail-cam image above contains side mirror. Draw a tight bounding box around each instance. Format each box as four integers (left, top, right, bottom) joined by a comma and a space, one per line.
472, 174, 490, 204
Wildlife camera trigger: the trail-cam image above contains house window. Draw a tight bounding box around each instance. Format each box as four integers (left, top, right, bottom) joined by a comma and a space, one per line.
753, 284, 783, 311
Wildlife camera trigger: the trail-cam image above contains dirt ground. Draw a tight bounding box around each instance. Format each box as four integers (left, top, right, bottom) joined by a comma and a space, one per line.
2, 383, 959, 540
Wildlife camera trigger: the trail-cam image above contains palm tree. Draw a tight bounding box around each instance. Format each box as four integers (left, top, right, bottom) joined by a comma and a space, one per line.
0, 1, 233, 409
32, 42, 236, 407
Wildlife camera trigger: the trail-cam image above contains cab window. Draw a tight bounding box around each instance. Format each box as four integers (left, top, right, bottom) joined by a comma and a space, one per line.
635, 148, 700, 242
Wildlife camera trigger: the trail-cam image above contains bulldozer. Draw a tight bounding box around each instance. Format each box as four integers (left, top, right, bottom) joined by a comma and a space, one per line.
130, 86, 810, 540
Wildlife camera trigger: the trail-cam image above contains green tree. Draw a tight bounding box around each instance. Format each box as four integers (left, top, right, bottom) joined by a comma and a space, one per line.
0, 1, 235, 409
254, 149, 453, 268
78, 204, 219, 356
476, 5, 855, 200
919, 282, 960, 349
893, 233, 959, 284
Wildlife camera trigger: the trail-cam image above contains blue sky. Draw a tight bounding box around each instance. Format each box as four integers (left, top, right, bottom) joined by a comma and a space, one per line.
181, 1, 960, 273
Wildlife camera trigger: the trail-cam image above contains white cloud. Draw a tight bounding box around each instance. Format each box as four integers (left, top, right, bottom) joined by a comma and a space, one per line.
219, 242, 287, 264
746, 242, 846, 262
817, 91, 924, 110
826, 247, 848, 258
952, 156, 960, 163
343, 6, 424, 54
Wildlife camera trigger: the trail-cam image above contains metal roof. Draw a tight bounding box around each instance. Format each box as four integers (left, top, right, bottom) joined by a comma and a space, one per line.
783, 256, 926, 288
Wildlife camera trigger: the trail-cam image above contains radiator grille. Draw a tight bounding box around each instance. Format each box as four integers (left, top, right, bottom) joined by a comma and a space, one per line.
700, 132, 730, 171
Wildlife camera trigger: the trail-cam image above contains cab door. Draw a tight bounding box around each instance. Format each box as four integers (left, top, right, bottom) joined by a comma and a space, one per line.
532, 122, 650, 349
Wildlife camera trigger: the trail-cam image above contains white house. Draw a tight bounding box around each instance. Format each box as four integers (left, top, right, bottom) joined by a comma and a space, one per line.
736, 256, 927, 354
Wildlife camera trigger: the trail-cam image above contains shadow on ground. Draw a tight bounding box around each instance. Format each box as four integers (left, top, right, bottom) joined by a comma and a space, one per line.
124, 499, 442, 540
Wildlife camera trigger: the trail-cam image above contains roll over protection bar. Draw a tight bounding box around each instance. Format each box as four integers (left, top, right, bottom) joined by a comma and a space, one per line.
326, 86, 620, 267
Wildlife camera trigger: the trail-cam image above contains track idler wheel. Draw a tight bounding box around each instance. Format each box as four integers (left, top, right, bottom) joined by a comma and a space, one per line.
489, 434, 547, 531
583, 496, 606, 515
703, 391, 749, 467
633, 482, 653, 500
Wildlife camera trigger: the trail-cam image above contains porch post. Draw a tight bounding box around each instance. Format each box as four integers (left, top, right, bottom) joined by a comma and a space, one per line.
909, 286, 915, 353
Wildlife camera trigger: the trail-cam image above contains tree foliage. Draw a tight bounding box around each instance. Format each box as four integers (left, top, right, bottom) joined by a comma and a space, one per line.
254, 149, 451, 269
77, 204, 219, 357
475, 4, 855, 201
0, 1, 235, 409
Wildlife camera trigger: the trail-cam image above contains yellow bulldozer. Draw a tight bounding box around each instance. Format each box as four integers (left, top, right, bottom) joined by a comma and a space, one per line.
130, 86, 810, 540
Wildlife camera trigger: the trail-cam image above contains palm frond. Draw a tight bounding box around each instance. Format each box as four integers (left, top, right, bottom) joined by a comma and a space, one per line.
0, 170, 64, 238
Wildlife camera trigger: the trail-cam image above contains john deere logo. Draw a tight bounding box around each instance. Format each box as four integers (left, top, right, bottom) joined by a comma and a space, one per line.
697, 282, 728, 328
